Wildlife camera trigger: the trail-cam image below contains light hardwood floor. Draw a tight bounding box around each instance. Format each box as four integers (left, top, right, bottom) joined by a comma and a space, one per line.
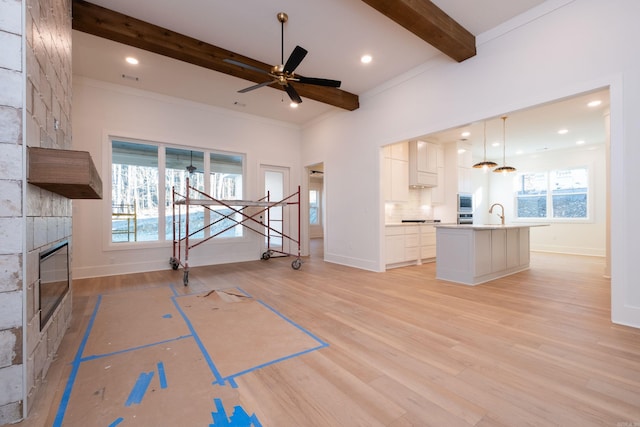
19, 241, 640, 426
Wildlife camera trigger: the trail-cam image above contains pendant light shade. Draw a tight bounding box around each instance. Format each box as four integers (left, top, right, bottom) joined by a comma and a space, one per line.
473, 120, 498, 171
186, 151, 197, 173
493, 116, 516, 174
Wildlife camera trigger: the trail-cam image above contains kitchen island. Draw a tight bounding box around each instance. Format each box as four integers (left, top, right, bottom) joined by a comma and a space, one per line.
434, 223, 548, 285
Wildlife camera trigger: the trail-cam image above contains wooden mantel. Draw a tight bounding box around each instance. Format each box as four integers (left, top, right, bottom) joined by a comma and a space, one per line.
27, 147, 103, 199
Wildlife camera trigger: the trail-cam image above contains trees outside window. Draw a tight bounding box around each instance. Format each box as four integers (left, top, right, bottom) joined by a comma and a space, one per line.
111, 139, 244, 243
515, 167, 589, 221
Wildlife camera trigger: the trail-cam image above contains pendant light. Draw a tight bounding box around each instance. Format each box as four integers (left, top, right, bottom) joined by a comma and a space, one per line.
186, 151, 197, 173
472, 120, 498, 171
493, 116, 516, 174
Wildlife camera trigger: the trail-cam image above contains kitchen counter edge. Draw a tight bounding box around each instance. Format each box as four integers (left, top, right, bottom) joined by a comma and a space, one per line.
434, 223, 549, 230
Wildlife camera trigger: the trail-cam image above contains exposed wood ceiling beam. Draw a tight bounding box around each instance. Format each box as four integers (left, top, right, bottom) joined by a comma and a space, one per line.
71, 0, 359, 111
360, 0, 476, 62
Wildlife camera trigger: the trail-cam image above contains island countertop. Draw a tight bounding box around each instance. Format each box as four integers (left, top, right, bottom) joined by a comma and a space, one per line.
434, 223, 549, 230
435, 223, 549, 285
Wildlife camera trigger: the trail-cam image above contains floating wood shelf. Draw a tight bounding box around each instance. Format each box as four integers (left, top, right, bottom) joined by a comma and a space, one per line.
28, 147, 103, 199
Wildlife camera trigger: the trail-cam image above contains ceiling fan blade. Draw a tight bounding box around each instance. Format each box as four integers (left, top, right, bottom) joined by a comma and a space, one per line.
296, 76, 341, 88
238, 80, 275, 93
285, 84, 302, 104
283, 46, 307, 73
223, 58, 270, 75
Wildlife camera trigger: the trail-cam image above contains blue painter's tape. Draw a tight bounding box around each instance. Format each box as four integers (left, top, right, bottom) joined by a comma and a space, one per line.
225, 344, 326, 384
209, 398, 228, 425
125, 371, 155, 406
80, 334, 192, 363
260, 302, 328, 347
170, 291, 226, 386
53, 295, 103, 427
209, 398, 263, 427
108, 417, 125, 427
157, 361, 168, 389
162, 313, 173, 318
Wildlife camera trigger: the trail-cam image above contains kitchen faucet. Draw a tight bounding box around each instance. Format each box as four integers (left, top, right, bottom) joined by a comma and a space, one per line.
489, 203, 505, 225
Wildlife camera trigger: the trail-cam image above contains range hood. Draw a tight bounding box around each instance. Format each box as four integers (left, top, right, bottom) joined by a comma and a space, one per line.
27, 147, 103, 199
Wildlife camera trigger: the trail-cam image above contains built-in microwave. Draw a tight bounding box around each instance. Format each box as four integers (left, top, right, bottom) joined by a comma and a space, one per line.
457, 193, 473, 212
457, 193, 473, 224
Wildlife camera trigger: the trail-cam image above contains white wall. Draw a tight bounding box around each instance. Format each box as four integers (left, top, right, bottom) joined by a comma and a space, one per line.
477, 144, 606, 256
72, 78, 303, 279
301, 0, 640, 327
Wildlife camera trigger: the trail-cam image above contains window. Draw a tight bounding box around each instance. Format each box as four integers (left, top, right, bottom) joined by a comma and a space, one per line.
111, 139, 245, 243
111, 141, 159, 242
309, 190, 320, 225
515, 167, 589, 220
209, 152, 244, 238
165, 148, 205, 240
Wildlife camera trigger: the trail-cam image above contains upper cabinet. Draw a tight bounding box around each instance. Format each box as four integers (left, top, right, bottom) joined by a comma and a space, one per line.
409, 140, 438, 188
457, 142, 473, 193
431, 144, 446, 205
383, 142, 409, 202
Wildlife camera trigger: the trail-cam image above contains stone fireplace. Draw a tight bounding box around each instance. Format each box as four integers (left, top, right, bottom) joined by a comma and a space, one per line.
39, 241, 70, 330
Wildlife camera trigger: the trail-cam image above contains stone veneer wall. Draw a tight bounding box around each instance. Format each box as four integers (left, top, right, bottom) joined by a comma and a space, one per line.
0, 0, 73, 423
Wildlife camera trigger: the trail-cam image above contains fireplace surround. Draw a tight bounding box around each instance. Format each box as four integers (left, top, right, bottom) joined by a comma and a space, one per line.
39, 241, 70, 329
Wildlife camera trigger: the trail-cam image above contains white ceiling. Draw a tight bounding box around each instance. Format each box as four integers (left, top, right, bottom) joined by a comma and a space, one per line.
416, 87, 609, 161
72, 0, 608, 158
73, 0, 547, 123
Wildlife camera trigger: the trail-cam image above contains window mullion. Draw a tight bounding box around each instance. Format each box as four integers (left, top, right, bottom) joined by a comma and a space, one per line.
158, 146, 166, 241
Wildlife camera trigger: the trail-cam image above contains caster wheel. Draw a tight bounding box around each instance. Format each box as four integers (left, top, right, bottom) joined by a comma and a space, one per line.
183, 271, 189, 286
291, 259, 302, 270
261, 251, 271, 260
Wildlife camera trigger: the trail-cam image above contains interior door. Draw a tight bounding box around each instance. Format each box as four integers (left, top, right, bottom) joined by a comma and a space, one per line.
260, 165, 290, 254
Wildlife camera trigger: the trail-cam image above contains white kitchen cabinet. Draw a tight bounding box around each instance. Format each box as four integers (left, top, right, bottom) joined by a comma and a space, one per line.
506, 228, 520, 268
409, 140, 438, 188
404, 229, 420, 261
474, 230, 492, 277
431, 146, 445, 205
385, 239, 405, 264
458, 166, 473, 194
436, 224, 543, 285
491, 229, 507, 273
385, 224, 437, 269
457, 141, 473, 193
383, 143, 409, 202
420, 225, 437, 259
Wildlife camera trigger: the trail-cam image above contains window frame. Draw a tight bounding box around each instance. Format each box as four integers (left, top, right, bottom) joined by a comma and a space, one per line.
106, 136, 247, 250
513, 165, 593, 224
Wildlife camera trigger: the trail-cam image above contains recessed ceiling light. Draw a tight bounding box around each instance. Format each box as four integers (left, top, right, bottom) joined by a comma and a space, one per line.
290, 102, 299, 109
457, 149, 466, 154
587, 100, 602, 108
126, 56, 139, 65
558, 129, 569, 135
461, 131, 471, 138
576, 140, 585, 145
492, 142, 500, 147
360, 54, 372, 64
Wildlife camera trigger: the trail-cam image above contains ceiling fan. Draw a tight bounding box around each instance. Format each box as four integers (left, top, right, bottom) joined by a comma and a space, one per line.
223, 12, 341, 105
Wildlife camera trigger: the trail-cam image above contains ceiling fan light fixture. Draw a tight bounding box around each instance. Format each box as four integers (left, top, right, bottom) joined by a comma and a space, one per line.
222, 12, 341, 106
493, 116, 516, 174
473, 121, 498, 170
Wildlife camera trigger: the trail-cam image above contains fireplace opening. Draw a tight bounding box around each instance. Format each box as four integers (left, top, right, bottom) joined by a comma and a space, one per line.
39, 241, 70, 330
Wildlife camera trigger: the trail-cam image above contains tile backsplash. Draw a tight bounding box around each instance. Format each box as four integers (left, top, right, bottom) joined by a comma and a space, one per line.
385, 188, 434, 223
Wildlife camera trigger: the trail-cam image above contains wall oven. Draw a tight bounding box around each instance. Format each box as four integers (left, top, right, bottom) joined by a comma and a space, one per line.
457, 193, 473, 224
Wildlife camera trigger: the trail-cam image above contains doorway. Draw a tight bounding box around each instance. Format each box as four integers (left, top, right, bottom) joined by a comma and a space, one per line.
307, 163, 325, 258
259, 165, 290, 255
